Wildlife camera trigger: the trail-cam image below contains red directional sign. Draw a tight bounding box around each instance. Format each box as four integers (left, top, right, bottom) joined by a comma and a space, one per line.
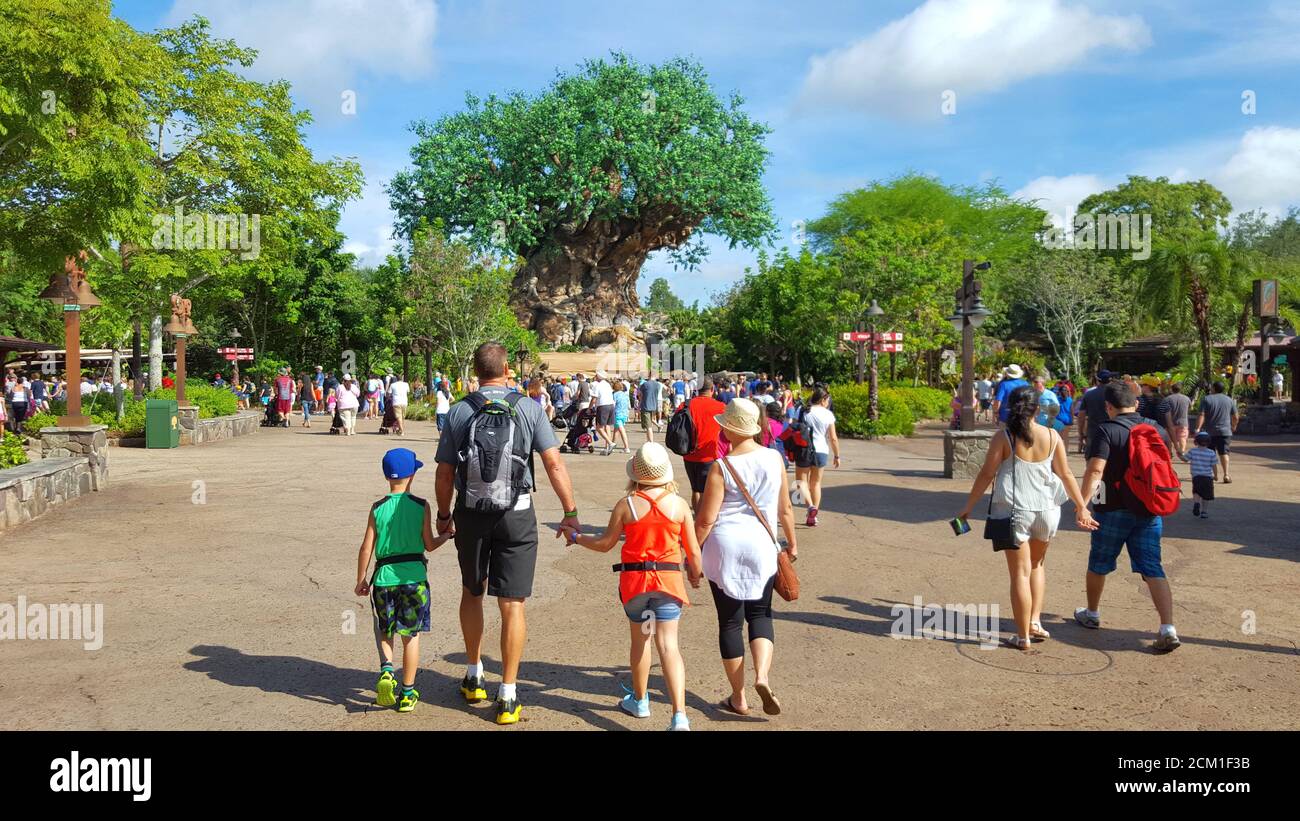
217, 347, 255, 354
841, 331, 904, 344
223, 353, 254, 361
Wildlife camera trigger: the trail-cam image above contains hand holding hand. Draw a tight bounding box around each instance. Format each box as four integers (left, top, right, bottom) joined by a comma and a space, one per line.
1076, 509, 1099, 531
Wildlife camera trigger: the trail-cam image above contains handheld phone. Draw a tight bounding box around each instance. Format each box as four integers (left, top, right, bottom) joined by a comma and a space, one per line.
950, 517, 971, 536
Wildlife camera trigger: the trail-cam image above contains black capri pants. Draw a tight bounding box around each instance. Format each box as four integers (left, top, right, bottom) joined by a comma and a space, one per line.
709, 576, 776, 660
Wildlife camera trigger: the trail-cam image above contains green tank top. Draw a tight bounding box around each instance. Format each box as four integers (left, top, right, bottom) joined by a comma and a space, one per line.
372, 493, 428, 586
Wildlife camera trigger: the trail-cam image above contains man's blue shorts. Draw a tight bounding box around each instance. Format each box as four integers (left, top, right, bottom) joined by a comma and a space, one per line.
1088, 509, 1165, 578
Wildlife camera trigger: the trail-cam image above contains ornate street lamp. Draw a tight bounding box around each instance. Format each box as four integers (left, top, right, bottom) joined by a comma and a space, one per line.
39, 252, 100, 427
950, 261, 991, 431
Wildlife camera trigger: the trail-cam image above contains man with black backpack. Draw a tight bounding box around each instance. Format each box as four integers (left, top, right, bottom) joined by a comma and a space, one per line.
434, 342, 580, 724
1076, 382, 1182, 652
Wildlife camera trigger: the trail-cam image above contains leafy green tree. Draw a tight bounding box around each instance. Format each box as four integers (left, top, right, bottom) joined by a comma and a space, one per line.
401, 223, 536, 384
1078, 176, 1233, 252
644, 277, 685, 313
389, 53, 775, 344
0, 0, 159, 273
832, 219, 965, 384
1009, 248, 1124, 381
808, 173, 1044, 270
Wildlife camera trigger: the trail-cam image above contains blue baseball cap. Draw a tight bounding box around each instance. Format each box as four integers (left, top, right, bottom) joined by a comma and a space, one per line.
1194, 431, 1211, 444
1097, 369, 1114, 382
381, 448, 423, 480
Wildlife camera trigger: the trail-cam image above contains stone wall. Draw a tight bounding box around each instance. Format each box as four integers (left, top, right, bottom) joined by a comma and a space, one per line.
38, 424, 109, 491
944, 429, 993, 479
1235, 403, 1300, 435
178, 408, 261, 446
0, 457, 94, 531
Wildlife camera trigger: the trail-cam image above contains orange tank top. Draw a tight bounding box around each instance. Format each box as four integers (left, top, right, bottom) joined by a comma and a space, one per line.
618, 491, 689, 606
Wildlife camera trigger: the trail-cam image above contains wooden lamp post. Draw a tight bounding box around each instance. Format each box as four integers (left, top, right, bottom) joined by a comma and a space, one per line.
163, 294, 199, 405
38, 251, 101, 427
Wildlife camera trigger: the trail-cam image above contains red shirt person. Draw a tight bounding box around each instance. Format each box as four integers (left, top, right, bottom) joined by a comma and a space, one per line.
273, 368, 295, 418
682, 380, 726, 509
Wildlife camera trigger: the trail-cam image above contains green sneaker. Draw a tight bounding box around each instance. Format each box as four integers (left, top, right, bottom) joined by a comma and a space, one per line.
397, 688, 420, 713
375, 670, 397, 707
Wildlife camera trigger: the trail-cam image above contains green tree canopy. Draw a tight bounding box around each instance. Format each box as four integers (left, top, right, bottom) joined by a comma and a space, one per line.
389, 52, 775, 345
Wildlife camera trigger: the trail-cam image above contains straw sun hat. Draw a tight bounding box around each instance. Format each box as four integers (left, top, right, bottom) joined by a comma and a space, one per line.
715, 397, 763, 438
1003, 364, 1025, 380
626, 442, 675, 486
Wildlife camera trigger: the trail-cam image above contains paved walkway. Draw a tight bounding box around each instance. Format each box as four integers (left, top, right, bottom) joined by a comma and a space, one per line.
1, 415, 1297, 730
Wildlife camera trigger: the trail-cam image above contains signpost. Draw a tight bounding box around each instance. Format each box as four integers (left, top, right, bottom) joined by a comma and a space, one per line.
843, 317, 899, 422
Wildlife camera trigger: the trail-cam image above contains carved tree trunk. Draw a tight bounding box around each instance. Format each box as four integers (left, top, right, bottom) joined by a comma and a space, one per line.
510, 210, 697, 347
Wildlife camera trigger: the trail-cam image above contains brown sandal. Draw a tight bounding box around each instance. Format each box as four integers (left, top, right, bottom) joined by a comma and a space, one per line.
755, 682, 782, 715
717, 696, 749, 716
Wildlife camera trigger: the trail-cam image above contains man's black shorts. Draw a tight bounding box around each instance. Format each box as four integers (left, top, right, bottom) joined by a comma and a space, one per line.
454, 505, 539, 599
684, 459, 713, 493
596, 404, 615, 426
1209, 434, 1231, 455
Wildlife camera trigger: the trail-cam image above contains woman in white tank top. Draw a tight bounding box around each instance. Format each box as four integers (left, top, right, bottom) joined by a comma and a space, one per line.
956, 384, 1098, 651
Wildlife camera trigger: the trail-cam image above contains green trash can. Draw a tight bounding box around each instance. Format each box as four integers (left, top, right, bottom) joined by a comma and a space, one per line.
145, 399, 180, 448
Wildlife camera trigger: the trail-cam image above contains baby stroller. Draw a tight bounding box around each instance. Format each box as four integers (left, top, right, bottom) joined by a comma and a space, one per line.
560, 406, 596, 453
261, 400, 284, 427
328, 404, 344, 435
551, 400, 571, 430
378, 397, 399, 434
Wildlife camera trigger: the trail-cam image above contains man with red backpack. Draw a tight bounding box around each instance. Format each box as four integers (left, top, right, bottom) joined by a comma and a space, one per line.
1076, 382, 1182, 652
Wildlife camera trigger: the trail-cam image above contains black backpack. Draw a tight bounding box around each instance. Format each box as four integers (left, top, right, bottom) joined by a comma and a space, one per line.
665, 401, 697, 456
787, 406, 814, 463
457, 392, 532, 512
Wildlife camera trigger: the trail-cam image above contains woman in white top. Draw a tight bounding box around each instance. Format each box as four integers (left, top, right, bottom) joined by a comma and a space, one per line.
798, 387, 840, 528
695, 398, 799, 717
335, 374, 362, 436
957, 385, 1097, 651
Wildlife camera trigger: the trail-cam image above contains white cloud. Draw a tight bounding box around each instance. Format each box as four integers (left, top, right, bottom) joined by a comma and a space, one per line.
1215, 126, 1300, 217
1013, 173, 1110, 226
165, 0, 438, 114
798, 0, 1150, 119
1016, 126, 1300, 229
339, 176, 400, 268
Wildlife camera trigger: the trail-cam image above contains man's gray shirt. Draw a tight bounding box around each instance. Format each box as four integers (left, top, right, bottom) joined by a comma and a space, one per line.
435, 385, 557, 494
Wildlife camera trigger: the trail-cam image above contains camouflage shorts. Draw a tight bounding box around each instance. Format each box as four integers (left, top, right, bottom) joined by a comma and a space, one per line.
371, 582, 430, 637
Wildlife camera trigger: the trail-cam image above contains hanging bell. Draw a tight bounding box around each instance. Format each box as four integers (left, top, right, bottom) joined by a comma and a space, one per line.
39, 274, 78, 302
73, 277, 102, 308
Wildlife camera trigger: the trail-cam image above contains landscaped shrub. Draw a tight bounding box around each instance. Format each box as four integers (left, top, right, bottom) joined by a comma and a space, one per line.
891, 386, 952, 421
401, 401, 436, 421
147, 382, 237, 419
0, 431, 29, 469
23, 411, 59, 437
824, 383, 914, 438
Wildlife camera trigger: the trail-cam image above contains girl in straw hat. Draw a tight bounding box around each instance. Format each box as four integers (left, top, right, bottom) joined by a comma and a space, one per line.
566, 442, 702, 731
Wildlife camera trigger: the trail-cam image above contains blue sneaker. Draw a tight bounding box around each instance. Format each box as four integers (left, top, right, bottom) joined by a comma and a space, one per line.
667, 711, 690, 731
619, 685, 651, 718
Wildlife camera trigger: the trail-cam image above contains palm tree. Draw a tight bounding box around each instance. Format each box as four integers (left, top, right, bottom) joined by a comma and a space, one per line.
1142, 233, 1233, 385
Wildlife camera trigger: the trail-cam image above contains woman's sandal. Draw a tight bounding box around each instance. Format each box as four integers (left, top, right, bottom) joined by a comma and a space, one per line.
1001, 635, 1037, 653
717, 696, 749, 716
1030, 623, 1051, 641
754, 682, 782, 716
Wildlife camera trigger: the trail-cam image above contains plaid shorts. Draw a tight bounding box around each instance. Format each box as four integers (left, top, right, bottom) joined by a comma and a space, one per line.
1088, 510, 1165, 578
371, 582, 431, 637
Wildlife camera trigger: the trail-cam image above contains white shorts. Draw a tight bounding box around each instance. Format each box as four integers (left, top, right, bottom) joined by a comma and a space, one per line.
991, 505, 1061, 544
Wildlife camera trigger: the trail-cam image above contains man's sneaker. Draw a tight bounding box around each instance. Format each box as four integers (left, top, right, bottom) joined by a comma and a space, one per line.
667, 712, 690, 731
397, 688, 420, 713
495, 697, 522, 725
620, 691, 651, 718
459, 674, 487, 704
1200, 510, 1209, 519
1192, 502, 1201, 517
1073, 608, 1101, 629
1153, 630, 1182, 653
375, 670, 397, 707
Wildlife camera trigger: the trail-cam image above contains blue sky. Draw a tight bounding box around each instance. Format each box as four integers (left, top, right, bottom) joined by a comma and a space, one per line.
113, 0, 1300, 305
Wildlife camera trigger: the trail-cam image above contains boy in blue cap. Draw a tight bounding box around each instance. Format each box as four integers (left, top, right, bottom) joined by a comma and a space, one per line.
355, 448, 447, 712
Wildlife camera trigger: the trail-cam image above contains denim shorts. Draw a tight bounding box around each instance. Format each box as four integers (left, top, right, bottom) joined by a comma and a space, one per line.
1088, 510, 1165, 578
623, 592, 682, 623
812, 452, 830, 468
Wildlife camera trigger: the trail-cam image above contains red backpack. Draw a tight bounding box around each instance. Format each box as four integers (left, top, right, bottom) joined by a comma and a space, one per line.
1122, 422, 1181, 515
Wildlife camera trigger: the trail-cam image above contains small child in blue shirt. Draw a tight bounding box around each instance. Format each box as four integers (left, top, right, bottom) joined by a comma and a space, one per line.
1187, 431, 1217, 519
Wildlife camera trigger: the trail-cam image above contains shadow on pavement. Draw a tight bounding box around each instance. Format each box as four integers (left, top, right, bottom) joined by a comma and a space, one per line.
774, 597, 1298, 657
184, 645, 376, 713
